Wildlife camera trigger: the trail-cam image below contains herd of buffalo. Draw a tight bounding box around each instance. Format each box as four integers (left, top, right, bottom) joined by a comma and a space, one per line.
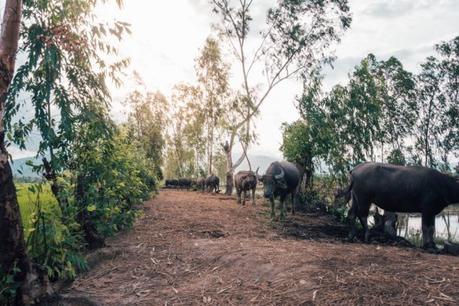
165, 161, 459, 250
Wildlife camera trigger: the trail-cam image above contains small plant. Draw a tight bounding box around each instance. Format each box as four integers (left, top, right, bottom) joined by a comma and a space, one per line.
0, 265, 20, 305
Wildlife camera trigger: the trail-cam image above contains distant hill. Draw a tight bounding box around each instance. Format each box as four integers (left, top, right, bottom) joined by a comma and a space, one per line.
10, 157, 41, 179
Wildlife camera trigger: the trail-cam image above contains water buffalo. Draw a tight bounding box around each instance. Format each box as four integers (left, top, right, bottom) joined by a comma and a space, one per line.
234, 168, 259, 206
205, 174, 220, 193
195, 177, 206, 192
341, 162, 459, 249
261, 161, 301, 221
165, 179, 179, 188
178, 178, 192, 190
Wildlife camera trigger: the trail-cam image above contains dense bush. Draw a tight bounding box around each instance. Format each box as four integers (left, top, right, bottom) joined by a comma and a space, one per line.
11, 126, 158, 288
70, 127, 157, 238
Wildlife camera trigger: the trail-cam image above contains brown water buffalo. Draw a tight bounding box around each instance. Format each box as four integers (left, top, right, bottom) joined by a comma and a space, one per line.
341, 162, 459, 249
195, 177, 205, 192
261, 161, 301, 221
234, 168, 259, 206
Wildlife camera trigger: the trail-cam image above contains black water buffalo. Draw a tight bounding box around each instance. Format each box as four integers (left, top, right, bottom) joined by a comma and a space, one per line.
165, 179, 179, 188
234, 168, 259, 206
205, 174, 220, 193
262, 161, 301, 221
341, 162, 459, 249
195, 177, 206, 192
178, 178, 192, 190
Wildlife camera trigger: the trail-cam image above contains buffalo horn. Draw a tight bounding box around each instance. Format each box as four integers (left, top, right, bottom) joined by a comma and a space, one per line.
274, 167, 284, 180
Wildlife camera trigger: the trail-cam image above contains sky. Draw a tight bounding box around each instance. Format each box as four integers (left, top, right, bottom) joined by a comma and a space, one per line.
3, 0, 459, 159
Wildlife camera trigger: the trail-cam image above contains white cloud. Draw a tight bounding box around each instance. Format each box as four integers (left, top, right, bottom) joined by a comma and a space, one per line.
4, 0, 459, 161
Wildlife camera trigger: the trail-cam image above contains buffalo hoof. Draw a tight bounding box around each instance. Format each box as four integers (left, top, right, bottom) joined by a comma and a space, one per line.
347, 231, 356, 242
422, 242, 438, 253
364, 231, 371, 243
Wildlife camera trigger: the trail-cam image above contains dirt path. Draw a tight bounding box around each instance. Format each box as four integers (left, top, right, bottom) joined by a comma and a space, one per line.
64, 190, 459, 305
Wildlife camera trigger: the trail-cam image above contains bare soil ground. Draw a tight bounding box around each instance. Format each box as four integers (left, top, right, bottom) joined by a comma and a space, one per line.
63, 190, 459, 305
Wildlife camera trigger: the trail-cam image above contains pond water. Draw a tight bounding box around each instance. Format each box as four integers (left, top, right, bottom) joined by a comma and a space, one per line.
397, 212, 459, 242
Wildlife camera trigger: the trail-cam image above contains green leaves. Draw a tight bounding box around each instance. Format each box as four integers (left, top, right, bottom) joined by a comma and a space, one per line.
415, 36, 459, 168
86, 205, 96, 212
286, 36, 459, 184
7, 0, 129, 174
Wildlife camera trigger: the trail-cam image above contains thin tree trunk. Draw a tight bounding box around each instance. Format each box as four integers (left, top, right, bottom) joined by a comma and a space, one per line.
221, 133, 246, 195
222, 141, 234, 195
424, 95, 435, 167
242, 108, 252, 171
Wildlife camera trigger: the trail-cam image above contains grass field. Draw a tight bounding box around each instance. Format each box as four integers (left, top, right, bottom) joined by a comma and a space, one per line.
16, 182, 58, 237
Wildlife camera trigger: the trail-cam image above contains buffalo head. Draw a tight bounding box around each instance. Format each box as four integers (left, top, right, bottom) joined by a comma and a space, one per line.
263, 166, 287, 198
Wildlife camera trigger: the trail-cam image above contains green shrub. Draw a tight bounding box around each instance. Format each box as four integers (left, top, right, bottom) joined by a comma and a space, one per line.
25, 183, 86, 281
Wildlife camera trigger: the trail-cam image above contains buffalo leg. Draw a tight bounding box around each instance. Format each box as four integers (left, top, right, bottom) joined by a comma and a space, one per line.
280, 195, 287, 221
357, 203, 371, 242
384, 212, 398, 237
347, 192, 359, 240
270, 196, 276, 219
242, 190, 246, 206
236, 188, 241, 204
422, 213, 436, 249
358, 216, 370, 242
351, 191, 371, 242
291, 193, 296, 215
252, 188, 256, 205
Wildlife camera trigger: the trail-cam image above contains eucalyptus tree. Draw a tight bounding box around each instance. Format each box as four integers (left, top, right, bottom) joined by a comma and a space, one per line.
183, 90, 207, 176
6, 0, 130, 202
291, 55, 416, 182
415, 56, 444, 167
345, 55, 381, 162
211, 0, 352, 193
126, 90, 168, 179
414, 37, 459, 169
164, 84, 203, 179
434, 36, 459, 167
195, 37, 230, 175
373, 56, 417, 160
281, 72, 322, 187
4, 0, 130, 248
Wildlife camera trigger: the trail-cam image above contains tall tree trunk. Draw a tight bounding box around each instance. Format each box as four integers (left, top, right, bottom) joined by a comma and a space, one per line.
221, 134, 246, 195
0, 1, 34, 304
